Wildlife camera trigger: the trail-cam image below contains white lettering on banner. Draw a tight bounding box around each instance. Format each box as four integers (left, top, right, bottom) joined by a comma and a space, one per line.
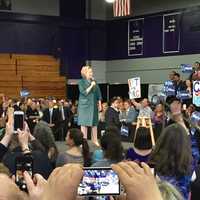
128, 77, 141, 99
193, 81, 200, 107
194, 82, 200, 93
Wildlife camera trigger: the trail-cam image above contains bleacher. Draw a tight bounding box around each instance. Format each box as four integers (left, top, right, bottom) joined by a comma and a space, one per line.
0, 54, 66, 98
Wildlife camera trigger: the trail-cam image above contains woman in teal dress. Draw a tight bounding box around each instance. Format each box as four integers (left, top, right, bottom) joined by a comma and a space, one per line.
78, 66, 102, 146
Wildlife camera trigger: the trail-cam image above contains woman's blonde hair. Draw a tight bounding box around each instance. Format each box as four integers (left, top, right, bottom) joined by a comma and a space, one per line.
158, 180, 183, 200
81, 65, 91, 78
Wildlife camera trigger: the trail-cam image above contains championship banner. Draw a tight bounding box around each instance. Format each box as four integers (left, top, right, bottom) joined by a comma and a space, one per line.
163, 12, 181, 53
128, 77, 141, 99
193, 81, 200, 107
128, 18, 144, 56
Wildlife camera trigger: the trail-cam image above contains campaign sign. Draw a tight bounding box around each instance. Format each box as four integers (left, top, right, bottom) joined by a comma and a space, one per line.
193, 81, 200, 107
20, 89, 30, 97
176, 90, 191, 100
164, 80, 175, 96
191, 111, 200, 124
180, 64, 193, 73
128, 77, 141, 99
164, 80, 174, 87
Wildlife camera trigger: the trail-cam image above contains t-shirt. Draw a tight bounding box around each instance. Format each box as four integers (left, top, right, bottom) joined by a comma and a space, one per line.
138, 106, 153, 118
126, 148, 150, 163
56, 152, 83, 167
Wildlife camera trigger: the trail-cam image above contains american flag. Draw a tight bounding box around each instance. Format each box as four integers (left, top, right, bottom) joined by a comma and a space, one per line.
113, 0, 131, 17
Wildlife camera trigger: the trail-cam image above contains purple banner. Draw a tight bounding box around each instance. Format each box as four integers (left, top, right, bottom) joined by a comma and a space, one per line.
163, 13, 181, 53
128, 18, 144, 56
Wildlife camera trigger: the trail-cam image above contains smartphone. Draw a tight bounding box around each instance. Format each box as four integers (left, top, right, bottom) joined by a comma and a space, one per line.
14, 111, 24, 132
78, 167, 120, 196
15, 155, 33, 192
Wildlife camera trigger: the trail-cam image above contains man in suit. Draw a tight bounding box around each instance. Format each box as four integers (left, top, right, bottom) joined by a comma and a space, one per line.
58, 100, 71, 140
105, 97, 121, 130
42, 99, 60, 140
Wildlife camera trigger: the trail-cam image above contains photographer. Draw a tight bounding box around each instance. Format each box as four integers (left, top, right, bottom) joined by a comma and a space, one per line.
2, 123, 53, 179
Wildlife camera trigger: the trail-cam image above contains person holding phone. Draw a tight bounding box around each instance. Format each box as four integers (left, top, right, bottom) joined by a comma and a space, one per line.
0, 106, 15, 161
78, 66, 102, 146
21, 162, 163, 200
2, 121, 53, 180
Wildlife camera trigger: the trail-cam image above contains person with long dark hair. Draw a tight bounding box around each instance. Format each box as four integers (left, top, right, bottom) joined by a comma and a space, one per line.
33, 120, 58, 167
92, 126, 124, 167
149, 124, 192, 199
126, 126, 152, 163
56, 128, 91, 167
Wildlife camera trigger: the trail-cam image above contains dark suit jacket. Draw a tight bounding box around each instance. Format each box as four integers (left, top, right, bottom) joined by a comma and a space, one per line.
42, 108, 60, 126
105, 107, 121, 129
59, 106, 71, 123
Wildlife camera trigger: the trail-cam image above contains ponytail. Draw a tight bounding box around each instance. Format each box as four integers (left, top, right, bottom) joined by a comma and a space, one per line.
68, 128, 91, 166
82, 138, 91, 167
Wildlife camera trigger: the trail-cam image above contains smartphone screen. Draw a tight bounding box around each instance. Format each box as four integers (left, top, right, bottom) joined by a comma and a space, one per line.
15, 155, 33, 192
14, 111, 24, 131
78, 167, 120, 196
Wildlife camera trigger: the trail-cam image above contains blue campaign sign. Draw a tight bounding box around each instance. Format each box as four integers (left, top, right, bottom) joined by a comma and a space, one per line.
176, 90, 191, 100
20, 88, 30, 97
163, 12, 181, 53
191, 111, 200, 124
164, 80, 175, 96
128, 18, 144, 56
180, 64, 193, 73
193, 81, 200, 107
164, 80, 174, 87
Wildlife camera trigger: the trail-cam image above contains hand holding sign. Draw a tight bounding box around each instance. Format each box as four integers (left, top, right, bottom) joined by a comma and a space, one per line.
128, 77, 141, 99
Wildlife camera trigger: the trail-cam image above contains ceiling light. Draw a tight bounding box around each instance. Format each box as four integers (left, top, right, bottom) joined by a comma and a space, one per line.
105, 0, 115, 3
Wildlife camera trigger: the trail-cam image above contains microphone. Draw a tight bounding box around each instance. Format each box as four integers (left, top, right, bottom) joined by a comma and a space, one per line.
90, 77, 96, 87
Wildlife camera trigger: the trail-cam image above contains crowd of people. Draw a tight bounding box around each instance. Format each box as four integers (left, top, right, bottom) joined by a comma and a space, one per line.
0, 62, 200, 200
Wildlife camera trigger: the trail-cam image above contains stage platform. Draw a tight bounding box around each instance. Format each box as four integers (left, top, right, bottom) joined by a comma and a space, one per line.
55, 141, 133, 154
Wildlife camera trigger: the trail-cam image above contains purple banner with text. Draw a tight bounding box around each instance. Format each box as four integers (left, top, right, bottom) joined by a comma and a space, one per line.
163, 12, 181, 53
128, 18, 144, 56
